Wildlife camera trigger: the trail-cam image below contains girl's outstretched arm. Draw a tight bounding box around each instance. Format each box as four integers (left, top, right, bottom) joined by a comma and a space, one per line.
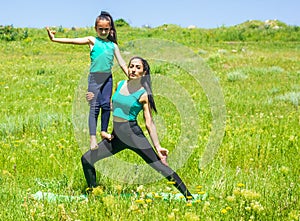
46, 27, 94, 46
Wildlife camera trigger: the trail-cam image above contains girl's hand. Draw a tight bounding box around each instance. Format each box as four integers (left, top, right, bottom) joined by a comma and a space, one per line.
156, 146, 169, 166
46, 27, 56, 41
86, 92, 94, 101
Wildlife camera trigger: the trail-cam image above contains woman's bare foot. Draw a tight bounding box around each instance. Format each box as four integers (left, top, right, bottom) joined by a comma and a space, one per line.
100, 131, 113, 141
90, 135, 98, 150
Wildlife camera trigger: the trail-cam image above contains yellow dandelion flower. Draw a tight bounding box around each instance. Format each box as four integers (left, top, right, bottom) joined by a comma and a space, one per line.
226, 206, 232, 210
167, 181, 176, 185
92, 186, 104, 196
135, 199, 145, 204
237, 183, 245, 188
145, 199, 152, 203
186, 195, 193, 200
154, 195, 163, 199
198, 191, 206, 195
186, 202, 192, 207
196, 185, 203, 189
221, 208, 227, 214
85, 187, 93, 192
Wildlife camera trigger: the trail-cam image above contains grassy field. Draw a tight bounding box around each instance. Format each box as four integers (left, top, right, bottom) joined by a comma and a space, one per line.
0, 23, 299, 220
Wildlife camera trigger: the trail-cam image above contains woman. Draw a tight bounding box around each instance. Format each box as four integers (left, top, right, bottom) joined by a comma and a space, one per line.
81, 56, 193, 200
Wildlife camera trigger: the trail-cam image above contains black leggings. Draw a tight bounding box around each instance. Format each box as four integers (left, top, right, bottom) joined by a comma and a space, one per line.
81, 121, 192, 199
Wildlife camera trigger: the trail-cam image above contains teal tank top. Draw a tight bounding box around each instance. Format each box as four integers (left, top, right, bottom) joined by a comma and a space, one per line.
112, 80, 146, 121
90, 37, 115, 73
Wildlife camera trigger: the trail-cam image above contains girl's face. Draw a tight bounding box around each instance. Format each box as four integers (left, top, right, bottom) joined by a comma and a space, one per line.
128, 59, 145, 80
95, 19, 111, 40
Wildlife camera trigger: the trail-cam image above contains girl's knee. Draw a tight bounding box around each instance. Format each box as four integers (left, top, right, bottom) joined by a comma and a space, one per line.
101, 103, 111, 111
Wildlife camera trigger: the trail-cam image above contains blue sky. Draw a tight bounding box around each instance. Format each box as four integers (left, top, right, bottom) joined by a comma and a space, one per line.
1, 0, 299, 28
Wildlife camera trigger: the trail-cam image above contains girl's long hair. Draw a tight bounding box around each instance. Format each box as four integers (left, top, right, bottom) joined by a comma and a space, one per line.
129, 56, 157, 113
95, 11, 118, 44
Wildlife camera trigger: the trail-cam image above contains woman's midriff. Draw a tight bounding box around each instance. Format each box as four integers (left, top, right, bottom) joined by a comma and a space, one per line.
113, 116, 129, 122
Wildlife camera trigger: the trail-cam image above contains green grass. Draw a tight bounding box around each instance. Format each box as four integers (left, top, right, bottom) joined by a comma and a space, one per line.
0, 25, 299, 220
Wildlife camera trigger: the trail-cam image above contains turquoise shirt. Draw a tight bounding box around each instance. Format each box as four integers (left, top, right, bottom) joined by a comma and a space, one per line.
90, 37, 115, 73
112, 80, 146, 121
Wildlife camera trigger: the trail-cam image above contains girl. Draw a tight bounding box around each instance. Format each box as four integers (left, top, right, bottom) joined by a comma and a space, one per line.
46, 11, 128, 150
82, 56, 193, 200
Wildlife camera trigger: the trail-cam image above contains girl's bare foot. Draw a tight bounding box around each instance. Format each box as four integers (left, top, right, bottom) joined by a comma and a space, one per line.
100, 131, 113, 141
90, 135, 98, 150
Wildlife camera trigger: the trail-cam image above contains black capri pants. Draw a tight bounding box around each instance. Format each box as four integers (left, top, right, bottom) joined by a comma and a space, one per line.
88, 72, 112, 135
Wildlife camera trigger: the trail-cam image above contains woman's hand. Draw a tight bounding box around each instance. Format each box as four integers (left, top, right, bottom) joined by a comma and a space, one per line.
46, 27, 56, 41
86, 92, 94, 101
156, 146, 169, 166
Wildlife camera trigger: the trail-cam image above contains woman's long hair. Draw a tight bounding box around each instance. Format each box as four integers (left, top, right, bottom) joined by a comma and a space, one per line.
95, 11, 118, 44
129, 56, 157, 113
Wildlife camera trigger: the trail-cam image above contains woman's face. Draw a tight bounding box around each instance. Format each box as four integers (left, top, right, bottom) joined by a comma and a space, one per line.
128, 59, 145, 79
95, 19, 111, 40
